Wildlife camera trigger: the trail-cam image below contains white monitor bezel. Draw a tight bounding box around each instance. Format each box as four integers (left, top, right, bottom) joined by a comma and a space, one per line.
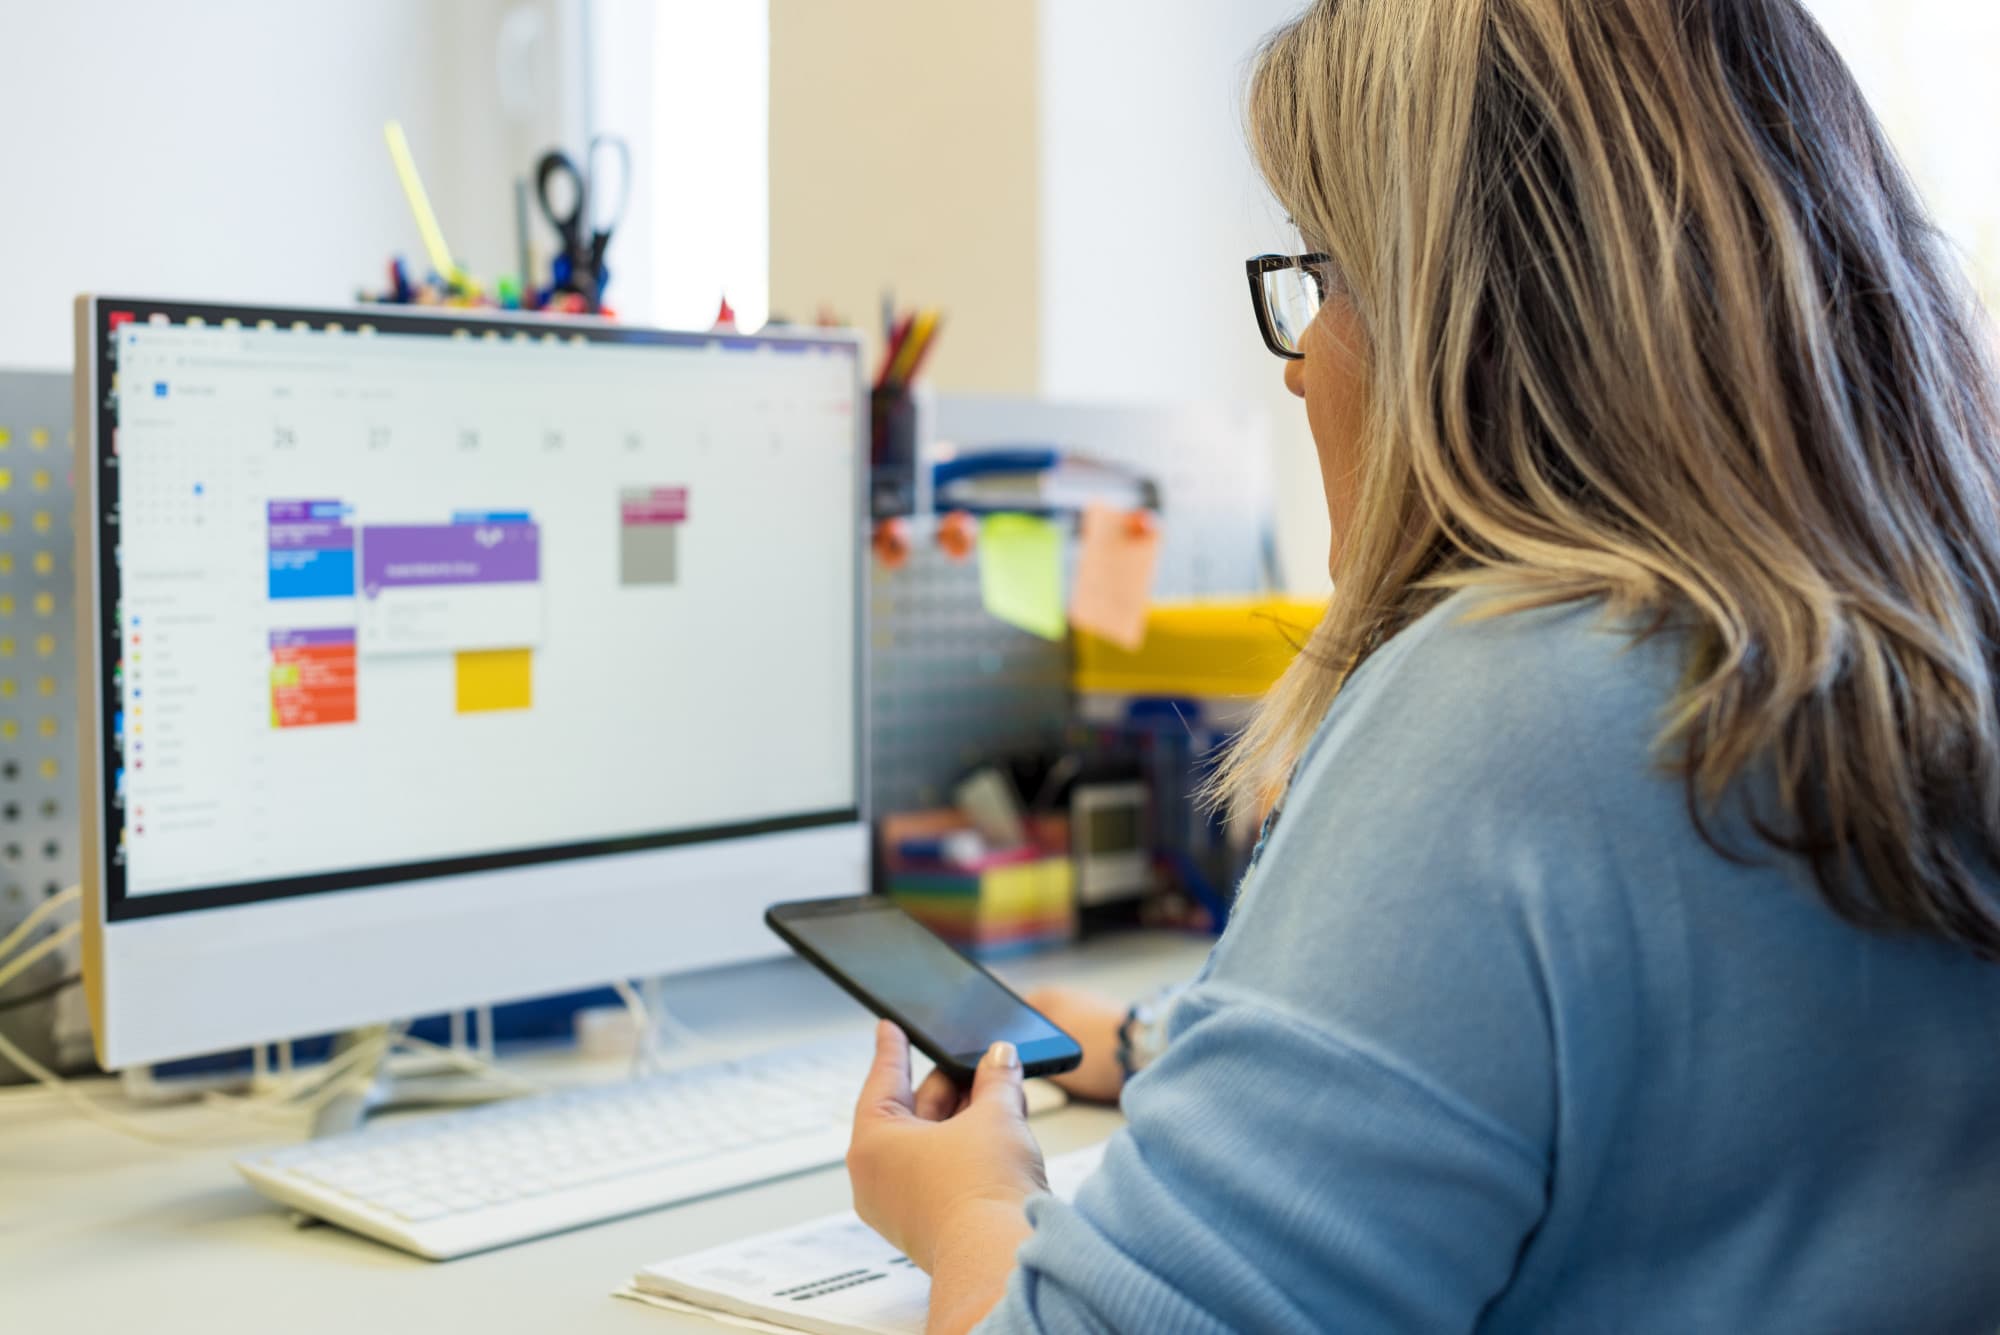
74, 295, 871, 1068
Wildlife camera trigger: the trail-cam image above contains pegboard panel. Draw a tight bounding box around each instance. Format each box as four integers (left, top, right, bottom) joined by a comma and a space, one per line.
868, 521, 1069, 816
932, 395, 1275, 597
867, 396, 1276, 818
0, 368, 84, 1076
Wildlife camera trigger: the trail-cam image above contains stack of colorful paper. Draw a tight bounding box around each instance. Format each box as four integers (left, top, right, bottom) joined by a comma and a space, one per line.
886, 837, 1076, 960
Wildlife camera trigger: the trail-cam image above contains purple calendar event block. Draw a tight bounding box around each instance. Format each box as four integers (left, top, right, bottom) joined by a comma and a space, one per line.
268, 627, 357, 649
359, 523, 541, 597
268, 500, 355, 549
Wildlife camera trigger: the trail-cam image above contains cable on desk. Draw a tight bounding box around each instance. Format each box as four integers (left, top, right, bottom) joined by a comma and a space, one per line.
389, 1030, 544, 1094
199, 1029, 399, 1126
0, 974, 78, 1013
1, 1018, 389, 1144
643, 976, 724, 1056
612, 977, 727, 1077
0, 922, 79, 993
0, 883, 80, 962
611, 978, 659, 1075
0, 1023, 222, 1146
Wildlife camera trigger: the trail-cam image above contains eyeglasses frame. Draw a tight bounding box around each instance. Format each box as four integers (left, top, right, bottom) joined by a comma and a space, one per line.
1246, 252, 1334, 361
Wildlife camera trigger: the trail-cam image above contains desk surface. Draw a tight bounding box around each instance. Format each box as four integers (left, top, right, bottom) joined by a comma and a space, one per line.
2, 931, 1210, 1335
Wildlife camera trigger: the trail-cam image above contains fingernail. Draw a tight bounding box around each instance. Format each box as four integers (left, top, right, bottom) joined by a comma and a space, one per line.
988, 1041, 1019, 1070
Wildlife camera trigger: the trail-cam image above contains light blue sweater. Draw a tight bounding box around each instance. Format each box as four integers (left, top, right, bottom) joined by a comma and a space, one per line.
986, 592, 2000, 1333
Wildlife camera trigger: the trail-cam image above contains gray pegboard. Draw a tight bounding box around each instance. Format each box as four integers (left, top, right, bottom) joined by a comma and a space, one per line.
0, 368, 85, 1078
868, 521, 1070, 815
862, 396, 1276, 818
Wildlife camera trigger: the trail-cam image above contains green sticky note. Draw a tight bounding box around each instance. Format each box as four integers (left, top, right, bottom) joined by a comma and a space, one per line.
979, 514, 1066, 640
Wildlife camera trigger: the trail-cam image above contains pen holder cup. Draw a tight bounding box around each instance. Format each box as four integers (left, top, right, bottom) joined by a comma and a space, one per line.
870, 387, 919, 518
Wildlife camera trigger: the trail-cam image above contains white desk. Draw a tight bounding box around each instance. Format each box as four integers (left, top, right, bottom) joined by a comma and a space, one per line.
1, 932, 1210, 1335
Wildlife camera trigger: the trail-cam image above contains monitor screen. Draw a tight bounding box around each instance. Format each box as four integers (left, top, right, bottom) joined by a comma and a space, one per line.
91, 301, 861, 922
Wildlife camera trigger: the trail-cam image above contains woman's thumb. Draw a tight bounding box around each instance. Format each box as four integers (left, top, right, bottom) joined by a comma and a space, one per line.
971, 1041, 1026, 1114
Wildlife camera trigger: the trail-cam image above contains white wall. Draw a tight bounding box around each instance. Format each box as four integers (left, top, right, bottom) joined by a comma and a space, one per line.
1803, 0, 2000, 310
589, 0, 770, 332
0, 0, 576, 370
1038, 1, 1331, 594
1038, 1, 2000, 598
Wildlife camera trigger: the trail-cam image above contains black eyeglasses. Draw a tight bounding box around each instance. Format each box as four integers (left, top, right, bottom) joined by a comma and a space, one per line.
1246, 253, 1332, 360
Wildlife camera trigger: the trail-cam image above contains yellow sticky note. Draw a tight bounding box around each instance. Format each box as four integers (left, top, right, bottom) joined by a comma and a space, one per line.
456, 648, 533, 713
979, 514, 1065, 641
1069, 505, 1160, 652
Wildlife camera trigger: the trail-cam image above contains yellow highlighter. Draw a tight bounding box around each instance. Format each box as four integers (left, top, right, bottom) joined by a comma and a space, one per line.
384, 120, 470, 290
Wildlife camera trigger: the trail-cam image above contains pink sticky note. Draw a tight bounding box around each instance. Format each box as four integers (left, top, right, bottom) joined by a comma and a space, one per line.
1069, 504, 1160, 651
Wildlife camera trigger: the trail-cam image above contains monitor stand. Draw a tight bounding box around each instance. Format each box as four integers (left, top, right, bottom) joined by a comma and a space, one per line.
309, 1025, 525, 1138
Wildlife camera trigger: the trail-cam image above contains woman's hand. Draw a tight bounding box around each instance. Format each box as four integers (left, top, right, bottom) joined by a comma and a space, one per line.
847, 1020, 1046, 1272
1024, 986, 1128, 1103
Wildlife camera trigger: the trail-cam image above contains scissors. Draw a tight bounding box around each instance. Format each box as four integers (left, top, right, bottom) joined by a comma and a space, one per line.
535, 133, 630, 312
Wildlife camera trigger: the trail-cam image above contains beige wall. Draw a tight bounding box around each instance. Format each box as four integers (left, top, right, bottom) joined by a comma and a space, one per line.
769, 1, 1039, 394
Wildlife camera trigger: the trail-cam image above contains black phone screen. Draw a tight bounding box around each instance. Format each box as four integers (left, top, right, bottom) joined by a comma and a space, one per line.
779, 903, 1070, 1060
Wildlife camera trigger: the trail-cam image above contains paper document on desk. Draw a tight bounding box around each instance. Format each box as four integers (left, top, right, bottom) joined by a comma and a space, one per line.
617, 1141, 1109, 1335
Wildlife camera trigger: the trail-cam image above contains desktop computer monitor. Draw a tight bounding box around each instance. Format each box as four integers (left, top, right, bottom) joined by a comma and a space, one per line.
72, 297, 868, 1069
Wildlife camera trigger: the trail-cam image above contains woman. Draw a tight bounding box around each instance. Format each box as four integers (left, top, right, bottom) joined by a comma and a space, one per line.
850, 0, 2000, 1329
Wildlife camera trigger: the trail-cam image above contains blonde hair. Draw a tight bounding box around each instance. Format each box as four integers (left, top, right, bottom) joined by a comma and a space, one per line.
1227, 0, 2000, 957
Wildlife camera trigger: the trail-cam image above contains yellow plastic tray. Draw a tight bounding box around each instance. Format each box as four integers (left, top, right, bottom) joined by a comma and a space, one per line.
1072, 597, 1324, 698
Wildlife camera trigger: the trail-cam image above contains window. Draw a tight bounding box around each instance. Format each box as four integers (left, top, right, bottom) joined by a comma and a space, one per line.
587, 0, 771, 331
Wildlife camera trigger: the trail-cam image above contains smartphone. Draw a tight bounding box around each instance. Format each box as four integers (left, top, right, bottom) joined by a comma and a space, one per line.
765, 895, 1084, 1083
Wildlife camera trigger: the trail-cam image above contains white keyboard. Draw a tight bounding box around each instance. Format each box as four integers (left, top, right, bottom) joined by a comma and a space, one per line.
237, 1035, 1066, 1259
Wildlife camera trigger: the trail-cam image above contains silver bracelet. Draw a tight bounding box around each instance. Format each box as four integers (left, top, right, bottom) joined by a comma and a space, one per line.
1115, 982, 1186, 1081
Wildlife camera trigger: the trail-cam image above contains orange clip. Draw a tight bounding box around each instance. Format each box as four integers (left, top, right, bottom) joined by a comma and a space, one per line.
872, 517, 912, 570
1124, 509, 1158, 540
936, 510, 978, 562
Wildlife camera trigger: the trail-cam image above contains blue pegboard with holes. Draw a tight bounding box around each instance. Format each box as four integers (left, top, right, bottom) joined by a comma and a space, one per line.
0, 368, 86, 1076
